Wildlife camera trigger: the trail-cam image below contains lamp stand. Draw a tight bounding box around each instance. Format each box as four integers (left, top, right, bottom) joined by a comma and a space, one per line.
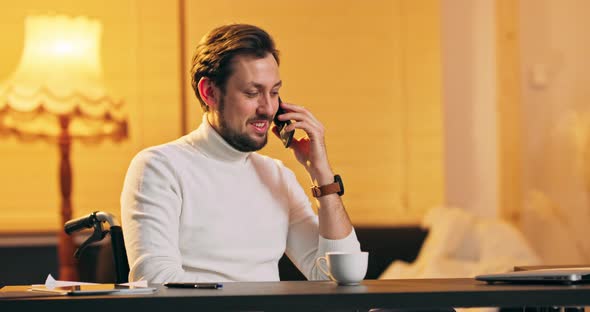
57, 115, 78, 281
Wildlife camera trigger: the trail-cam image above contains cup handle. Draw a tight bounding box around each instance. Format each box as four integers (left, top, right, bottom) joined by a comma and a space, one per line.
316, 256, 334, 281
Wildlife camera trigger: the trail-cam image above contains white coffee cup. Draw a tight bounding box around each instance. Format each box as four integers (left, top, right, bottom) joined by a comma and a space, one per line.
316, 251, 368, 285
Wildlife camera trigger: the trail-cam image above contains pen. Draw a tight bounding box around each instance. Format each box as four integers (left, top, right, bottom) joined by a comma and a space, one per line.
163, 282, 223, 289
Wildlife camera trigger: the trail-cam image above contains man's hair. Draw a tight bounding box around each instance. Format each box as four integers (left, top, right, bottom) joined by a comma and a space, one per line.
190, 24, 280, 112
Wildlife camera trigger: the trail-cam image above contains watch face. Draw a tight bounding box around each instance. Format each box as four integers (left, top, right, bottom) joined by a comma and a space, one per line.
334, 174, 344, 196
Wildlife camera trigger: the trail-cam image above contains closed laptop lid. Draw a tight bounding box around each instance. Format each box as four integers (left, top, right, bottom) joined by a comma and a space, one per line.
475, 268, 590, 284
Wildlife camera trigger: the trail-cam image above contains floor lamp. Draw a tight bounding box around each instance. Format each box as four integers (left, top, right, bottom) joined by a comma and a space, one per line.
0, 15, 127, 280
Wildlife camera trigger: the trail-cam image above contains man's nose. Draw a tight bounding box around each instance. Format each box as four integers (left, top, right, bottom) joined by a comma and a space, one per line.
257, 94, 275, 116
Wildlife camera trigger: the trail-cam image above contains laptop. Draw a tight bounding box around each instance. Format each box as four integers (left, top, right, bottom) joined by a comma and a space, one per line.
475, 267, 590, 284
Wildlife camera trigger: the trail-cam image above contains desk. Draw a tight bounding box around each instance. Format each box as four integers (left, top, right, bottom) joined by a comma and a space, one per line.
2, 278, 590, 311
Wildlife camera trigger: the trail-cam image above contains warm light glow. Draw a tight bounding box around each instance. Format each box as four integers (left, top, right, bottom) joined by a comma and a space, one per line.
52, 41, 75, 55
0, 15, 126, 140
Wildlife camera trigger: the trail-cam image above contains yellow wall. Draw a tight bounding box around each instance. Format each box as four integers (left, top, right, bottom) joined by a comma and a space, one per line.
400, 1, 445, 223
0, 0, 443, 232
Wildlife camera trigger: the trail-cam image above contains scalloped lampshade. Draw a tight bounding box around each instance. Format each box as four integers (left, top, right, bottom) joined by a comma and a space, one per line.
0, 15, 127, 141
0, 15, 128, 281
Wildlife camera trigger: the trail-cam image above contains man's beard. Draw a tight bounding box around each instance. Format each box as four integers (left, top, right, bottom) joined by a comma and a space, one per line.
217, 96, 269, 152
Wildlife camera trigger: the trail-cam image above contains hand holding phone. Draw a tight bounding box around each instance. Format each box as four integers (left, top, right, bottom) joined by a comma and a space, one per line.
273, 97, 295, 148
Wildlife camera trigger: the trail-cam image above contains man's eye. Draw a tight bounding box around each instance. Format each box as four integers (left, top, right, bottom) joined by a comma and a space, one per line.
245, 92, 258, 97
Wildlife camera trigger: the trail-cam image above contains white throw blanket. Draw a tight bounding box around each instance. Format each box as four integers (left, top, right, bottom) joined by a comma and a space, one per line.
380, 206, 541, 279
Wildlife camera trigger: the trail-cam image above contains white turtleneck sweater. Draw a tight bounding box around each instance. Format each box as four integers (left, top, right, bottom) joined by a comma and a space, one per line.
121, 114, 360, 283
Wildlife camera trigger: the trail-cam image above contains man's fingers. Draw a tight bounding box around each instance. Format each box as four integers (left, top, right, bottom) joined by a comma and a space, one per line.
279, 102, 317, 121
278, 111, 321, 130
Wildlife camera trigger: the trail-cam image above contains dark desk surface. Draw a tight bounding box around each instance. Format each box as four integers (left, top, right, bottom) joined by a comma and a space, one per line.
3, 278, 590, 311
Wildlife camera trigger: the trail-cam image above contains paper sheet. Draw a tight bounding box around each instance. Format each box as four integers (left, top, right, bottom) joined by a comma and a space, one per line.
33, 274, 148, 289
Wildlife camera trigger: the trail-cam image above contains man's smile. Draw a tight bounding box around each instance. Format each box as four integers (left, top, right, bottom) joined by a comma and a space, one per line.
249, 119, 270, 134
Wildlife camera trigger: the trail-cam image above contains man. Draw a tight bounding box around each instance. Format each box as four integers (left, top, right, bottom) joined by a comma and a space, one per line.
121, 24, 360, 283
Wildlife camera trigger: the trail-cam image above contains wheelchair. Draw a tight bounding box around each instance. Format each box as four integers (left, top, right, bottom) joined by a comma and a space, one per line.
64, 211, 129, 283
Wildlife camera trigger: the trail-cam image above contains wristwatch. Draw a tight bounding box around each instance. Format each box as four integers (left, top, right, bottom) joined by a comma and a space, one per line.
311, 175, 344, 198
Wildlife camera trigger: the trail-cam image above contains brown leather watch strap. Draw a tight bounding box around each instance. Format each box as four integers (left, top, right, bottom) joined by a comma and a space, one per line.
311, 175, 344, 198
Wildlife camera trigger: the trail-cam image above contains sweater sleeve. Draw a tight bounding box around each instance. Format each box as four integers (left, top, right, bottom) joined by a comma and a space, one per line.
120, 148, 199, 283
283, 169, 361, 280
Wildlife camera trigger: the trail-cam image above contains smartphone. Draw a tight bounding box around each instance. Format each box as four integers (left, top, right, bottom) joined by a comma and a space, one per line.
273, 97, 295, 148
163, 282, 223, 289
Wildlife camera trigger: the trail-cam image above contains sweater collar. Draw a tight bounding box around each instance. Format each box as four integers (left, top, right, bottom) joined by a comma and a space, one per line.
186, 113, 251, 162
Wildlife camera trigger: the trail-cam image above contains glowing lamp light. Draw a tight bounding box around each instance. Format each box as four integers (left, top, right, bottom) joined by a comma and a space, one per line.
0, 15, 126, 140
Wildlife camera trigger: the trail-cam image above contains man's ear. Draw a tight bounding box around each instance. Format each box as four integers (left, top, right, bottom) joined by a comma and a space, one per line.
197, 77, 220, 109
